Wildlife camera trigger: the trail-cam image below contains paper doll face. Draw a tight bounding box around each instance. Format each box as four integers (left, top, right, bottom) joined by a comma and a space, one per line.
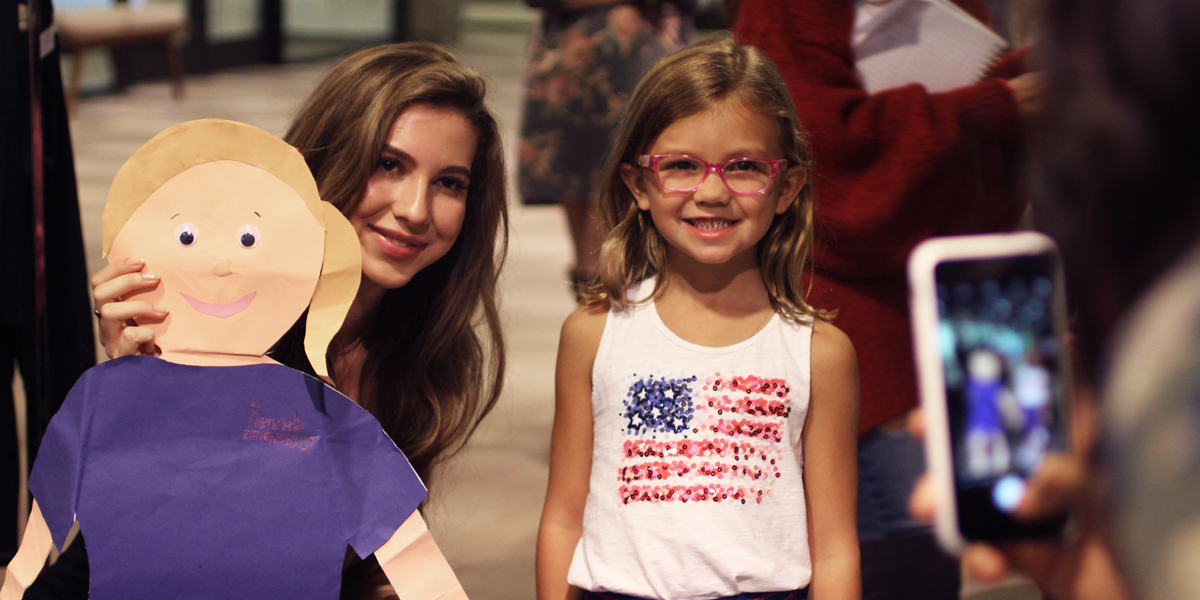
108, 160, 325, 357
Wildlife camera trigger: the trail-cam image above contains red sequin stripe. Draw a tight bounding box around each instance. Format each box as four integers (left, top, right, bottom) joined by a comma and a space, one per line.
700, 394, 791, 418
619, 483, 769, 504
706, 374, 791, 399
623, 439, 780, 461
618, 460, 779, 482
694, 417, 784, 442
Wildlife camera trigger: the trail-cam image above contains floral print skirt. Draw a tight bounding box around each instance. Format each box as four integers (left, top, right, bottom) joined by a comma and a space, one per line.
519, 3, 692, 205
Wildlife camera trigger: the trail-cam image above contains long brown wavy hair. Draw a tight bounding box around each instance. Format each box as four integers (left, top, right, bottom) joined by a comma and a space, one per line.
582, 33, 831, 323
272, 42, 508, 486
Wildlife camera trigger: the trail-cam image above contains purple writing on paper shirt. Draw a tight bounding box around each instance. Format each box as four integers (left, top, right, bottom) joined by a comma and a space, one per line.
244, 403, 316, 452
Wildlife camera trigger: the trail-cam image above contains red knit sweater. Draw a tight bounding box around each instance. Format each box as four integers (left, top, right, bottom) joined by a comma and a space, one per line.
736, 0, 1029, 435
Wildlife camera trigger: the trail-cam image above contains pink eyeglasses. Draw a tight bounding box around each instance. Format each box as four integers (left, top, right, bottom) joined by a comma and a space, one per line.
637, 154, 789, 195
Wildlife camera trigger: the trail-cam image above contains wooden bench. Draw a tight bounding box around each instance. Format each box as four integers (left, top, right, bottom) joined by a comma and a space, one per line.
56, 4, 189, 109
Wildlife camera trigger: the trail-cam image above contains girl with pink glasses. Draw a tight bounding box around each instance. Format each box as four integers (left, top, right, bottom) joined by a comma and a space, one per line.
537, 34, 861, 600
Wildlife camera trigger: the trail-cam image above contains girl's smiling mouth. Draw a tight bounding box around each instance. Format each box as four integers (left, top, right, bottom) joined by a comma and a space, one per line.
181, 292, 256, 318
370, 224, 428, 259
684, 218, 739, 236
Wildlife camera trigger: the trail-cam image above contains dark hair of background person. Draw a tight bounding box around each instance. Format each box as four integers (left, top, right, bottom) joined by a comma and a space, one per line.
723, 0, 741, 29
1034, 0, 1200, 383
274, 42, 509, 485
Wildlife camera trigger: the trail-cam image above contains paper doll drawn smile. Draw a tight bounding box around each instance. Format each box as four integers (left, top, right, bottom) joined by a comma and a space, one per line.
181, 292, 256, 318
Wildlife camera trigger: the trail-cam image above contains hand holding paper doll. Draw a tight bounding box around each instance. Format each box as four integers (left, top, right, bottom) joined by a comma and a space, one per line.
2, 120, 467, 600
91, 257, 166, 359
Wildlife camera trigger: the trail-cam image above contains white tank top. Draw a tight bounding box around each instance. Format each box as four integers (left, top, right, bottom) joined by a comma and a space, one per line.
568, 279, 814, 600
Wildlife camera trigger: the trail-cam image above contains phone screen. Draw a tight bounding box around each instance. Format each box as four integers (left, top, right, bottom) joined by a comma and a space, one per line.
935, 253, 1069, 541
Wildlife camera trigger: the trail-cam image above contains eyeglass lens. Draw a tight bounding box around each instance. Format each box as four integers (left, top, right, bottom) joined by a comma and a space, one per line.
656, 157, 774, 193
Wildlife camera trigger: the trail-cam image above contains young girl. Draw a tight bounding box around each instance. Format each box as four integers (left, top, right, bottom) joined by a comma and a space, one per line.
537, 35, 861, 600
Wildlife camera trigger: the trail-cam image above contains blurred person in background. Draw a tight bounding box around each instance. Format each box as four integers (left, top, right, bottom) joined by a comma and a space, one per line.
912, 0, 1200, 598
1, 0, 96, 565
518, 0, 695, 293
734, 1, 1041, 598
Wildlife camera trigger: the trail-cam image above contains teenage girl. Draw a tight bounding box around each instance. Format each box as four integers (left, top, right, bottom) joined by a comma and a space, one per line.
538, 34, 861, 600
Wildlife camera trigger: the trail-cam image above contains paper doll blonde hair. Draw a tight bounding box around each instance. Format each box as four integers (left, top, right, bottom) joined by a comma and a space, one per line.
101, 118, 360, 381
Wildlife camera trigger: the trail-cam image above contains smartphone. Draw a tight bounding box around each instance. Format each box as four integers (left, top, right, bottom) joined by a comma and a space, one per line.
908, 232, 1071, 554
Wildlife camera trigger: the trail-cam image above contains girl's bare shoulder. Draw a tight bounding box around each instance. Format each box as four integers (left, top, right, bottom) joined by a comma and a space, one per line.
559, 303, 610, 353
811, 319, 858, 375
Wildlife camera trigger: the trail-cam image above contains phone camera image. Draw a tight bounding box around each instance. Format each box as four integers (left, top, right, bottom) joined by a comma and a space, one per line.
935, 255, 1069, 540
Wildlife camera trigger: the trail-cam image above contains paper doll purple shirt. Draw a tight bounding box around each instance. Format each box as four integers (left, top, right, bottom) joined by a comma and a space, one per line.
28, 356, 426, 600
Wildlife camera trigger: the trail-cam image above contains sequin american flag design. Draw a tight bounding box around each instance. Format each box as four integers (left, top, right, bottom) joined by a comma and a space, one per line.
618, 372, 793, 505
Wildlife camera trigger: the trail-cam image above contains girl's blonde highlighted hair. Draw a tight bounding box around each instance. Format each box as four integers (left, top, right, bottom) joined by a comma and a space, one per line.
583, 33, 832, 323
103, 118, 360, 382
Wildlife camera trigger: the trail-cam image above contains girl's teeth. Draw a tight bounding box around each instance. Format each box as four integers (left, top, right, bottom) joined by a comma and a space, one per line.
691, 220, 732, 230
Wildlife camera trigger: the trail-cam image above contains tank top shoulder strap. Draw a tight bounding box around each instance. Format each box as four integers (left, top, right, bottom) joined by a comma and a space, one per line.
592, 278, 658, 398
603, 277, 657, 327
777, 315, 815, 410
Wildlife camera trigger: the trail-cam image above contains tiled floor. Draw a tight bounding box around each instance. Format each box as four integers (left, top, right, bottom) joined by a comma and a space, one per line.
50, 12, 1039, 600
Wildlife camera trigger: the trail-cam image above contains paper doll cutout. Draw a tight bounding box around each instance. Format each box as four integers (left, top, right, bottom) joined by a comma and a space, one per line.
1, 120, 466, 600
100, 118, 360, 374
108, 159, 326, 361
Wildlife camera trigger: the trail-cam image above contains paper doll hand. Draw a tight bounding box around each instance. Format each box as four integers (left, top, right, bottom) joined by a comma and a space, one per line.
92, 258, 166, 358
375, 511, 467, 600
1, 500, 55, 600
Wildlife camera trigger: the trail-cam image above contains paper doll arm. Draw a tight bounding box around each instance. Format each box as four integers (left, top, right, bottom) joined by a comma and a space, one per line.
375, 511, 466, 600
1, 501, 56, 600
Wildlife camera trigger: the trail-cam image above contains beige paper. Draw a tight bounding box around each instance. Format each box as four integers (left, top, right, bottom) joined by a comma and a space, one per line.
375, 512, 467, 600
101, 119, 362, 371
306, 202, 362, 382
107, 160, 325, 359
0, 501, 55, 600
103, 119, 324, 256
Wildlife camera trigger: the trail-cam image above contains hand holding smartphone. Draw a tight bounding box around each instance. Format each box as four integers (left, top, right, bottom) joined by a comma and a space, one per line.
909, 232, 1071, 555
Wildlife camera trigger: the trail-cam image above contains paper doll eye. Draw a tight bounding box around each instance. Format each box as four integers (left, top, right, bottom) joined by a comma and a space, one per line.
238, 225, 260, 249
176, 223, 198, 247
